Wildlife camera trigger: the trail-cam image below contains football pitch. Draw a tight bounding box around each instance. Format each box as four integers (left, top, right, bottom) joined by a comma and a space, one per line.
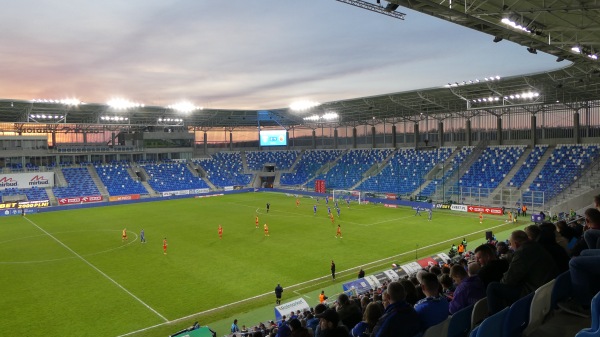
0, 192, 516, 336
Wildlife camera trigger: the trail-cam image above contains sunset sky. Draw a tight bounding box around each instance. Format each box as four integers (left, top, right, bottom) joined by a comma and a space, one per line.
0, 0, 561, 110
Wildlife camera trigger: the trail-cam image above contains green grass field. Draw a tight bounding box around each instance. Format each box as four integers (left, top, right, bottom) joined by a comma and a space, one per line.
0, 192, 518, 336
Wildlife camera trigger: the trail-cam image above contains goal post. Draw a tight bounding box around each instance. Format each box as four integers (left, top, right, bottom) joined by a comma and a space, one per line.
332, 190, 363, 204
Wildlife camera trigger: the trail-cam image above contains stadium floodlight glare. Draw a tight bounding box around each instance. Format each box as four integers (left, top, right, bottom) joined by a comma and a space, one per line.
589, 54, 598, 60
572, 46, 581, 53
107, 98, 144, 110
158, 118, 183, 123
167, 101, 202, 113
500, 17, 531, 33
32, 98, 82, 106
30, 114, 63, 119
322, 112, 339, 120
303, 115, 321, 121
290, 100, 321, 112
100, 116, 129, 122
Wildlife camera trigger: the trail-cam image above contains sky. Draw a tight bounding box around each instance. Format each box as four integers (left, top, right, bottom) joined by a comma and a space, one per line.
0, 0, 562, 110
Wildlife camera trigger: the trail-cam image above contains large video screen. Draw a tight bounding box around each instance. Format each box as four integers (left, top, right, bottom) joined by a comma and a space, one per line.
260, 130, 287, 147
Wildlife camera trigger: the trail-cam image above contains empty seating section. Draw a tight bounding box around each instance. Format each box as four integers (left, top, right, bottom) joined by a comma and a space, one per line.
195, 153, 252, 188
246, 150, 299, 170
421, 147, 473, 197
525, 144, 600, 203
0, 187, 49, 201
508, 145, 548, 189
358, 148, 453, 195
458, 146, 525, 197
309, 149, 393, 189
280, 150, 343, 186
95, 163, 148, 196
143, 163, 210, 192
53, 168, 101, 198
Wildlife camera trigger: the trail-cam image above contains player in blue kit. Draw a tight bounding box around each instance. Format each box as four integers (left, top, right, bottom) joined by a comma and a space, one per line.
313, 204, 317, 215
335, 200, 339, 209
325, 196, 329, 204
415, 207, 421, 216
140, 229, 146, 243
428, 208, 432, 221
327, 206, 331, 215
336, 207, 341, 217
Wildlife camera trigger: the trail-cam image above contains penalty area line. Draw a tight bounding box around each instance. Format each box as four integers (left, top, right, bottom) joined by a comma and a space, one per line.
23, 217, 169, 323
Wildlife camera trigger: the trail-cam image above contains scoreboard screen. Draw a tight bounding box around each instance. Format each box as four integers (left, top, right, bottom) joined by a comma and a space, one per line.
260, 130, 287, 146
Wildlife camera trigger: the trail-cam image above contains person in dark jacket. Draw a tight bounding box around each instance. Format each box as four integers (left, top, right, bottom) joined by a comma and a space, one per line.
370, 281, 420, 337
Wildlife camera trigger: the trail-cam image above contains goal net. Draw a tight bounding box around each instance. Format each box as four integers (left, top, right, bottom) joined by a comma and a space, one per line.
332, 190, 363, 204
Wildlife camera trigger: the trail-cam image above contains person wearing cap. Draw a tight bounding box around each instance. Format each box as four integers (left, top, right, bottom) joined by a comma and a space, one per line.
316, 308, 349, 337
370, 281, 420, 337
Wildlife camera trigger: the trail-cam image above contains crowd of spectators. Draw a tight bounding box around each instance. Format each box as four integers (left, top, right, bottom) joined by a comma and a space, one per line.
226, 196, 600, 337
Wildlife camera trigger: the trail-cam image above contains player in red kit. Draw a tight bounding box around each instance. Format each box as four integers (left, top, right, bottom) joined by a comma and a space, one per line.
163, 238, 168, 254
255, 215, 259, 229
218, 225, 223, 240
335, 224, 342, 238
479, 212, 483, 224
122, 228, 128, 241
264, 223, 270, 236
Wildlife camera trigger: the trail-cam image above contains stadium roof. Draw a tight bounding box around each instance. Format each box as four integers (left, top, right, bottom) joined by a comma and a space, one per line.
0, 0, 599, 130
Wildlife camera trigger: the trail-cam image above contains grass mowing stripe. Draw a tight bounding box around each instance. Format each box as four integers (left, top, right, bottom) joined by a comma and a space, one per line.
23, 216, 169, 323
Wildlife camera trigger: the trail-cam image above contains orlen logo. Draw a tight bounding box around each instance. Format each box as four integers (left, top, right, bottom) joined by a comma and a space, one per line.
0, 177, 18, 188
29, 175, 49, 186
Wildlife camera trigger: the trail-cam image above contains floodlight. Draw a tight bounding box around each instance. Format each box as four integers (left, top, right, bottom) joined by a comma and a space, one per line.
322, 112, 339, 120
572, 46, 581, 53
290, 101, 321, 112
168, 101, 201, 113
107, 98, 144, 109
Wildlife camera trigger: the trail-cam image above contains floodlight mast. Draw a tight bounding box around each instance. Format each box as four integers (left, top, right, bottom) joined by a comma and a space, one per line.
335, 0, 406, 20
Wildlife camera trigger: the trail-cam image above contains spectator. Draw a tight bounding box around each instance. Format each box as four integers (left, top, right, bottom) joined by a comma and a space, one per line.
232, 319, 241, 333
335, 293, 362, 329
315, 308, 348, 337
474, 243, 509, 288
289, 318, 311, 337
438, 273, 456, 299
555, 220, 578, 253
399, 278, 419, 306
350, 301, 384, 337
495, 241, 513, 262
487, 230, 559, 314
558, 248, 600, 318
449, 264, 485, 314
370, 281, 420, 337
310, 303, 327, 337
358, 268, 365, 279
414, 272, 449, 332
583, 208, 600, 249
538, 222, 570, 273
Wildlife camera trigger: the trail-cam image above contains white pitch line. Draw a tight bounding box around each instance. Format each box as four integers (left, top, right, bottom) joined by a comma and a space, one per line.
23, 217, 168, 323
120, 220, 516, 336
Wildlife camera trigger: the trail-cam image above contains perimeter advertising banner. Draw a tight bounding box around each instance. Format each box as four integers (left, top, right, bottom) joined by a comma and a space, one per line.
108, 194, 141, 202
0, 200, 50, 209
274, 298, 310, 322
466, 205, 504, 215
0, 172, 55, 190
58, 195, 102, 205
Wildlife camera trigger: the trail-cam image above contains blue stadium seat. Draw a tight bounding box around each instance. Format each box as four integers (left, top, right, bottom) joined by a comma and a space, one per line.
143, 162, 210, 192
194, 153, 252, 188
245, 150, 299, 170
53, 167, 101, 198
95, 163, 148, 196
503, 292, 533, 337
280, 150, 343, 186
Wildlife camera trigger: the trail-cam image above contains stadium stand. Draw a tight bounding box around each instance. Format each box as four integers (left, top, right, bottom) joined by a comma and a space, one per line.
280, 150, 343, 185
457, 146, 525, 197
194, 152, 252, 188
421, 146, 474, 197
95, 163, 148, 196
143, 162, 210, 193
52, 167, 101, 198
508, 145, 549, 189
0, 186, 49, 201
358, 148, 453, 195
280, 150, 343, 186
308, 149, 393, 189
245, 150, 299, 171
524, 144, 600, 204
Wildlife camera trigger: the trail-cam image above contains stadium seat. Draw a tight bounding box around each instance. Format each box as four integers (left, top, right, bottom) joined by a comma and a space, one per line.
503, 292, 534, 337
448, 303, 474, 337
523, 279, 556, 336
473, 307, 509, 337
575, 290, 600, 337
471, 297, 488, 329
423, 316, 450, 337
551, 270, 573, 310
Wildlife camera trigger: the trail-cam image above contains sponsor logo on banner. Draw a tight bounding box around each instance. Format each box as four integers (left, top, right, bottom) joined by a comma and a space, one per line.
467, 205, 503, 215
400, 262, 422, 275
0, 172, 55, 190
58, 195, 102, 205
108, 194, 140, 202
0, 200, 50, 209
385, 193, 397, 200
195, 194, 224, 199
193, 188, 209, 194
384, 204, 398, 208
224, 186, 233, 191
162, 190, 190, 197
450, 204, 468, 212
383, 269, 400, 282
